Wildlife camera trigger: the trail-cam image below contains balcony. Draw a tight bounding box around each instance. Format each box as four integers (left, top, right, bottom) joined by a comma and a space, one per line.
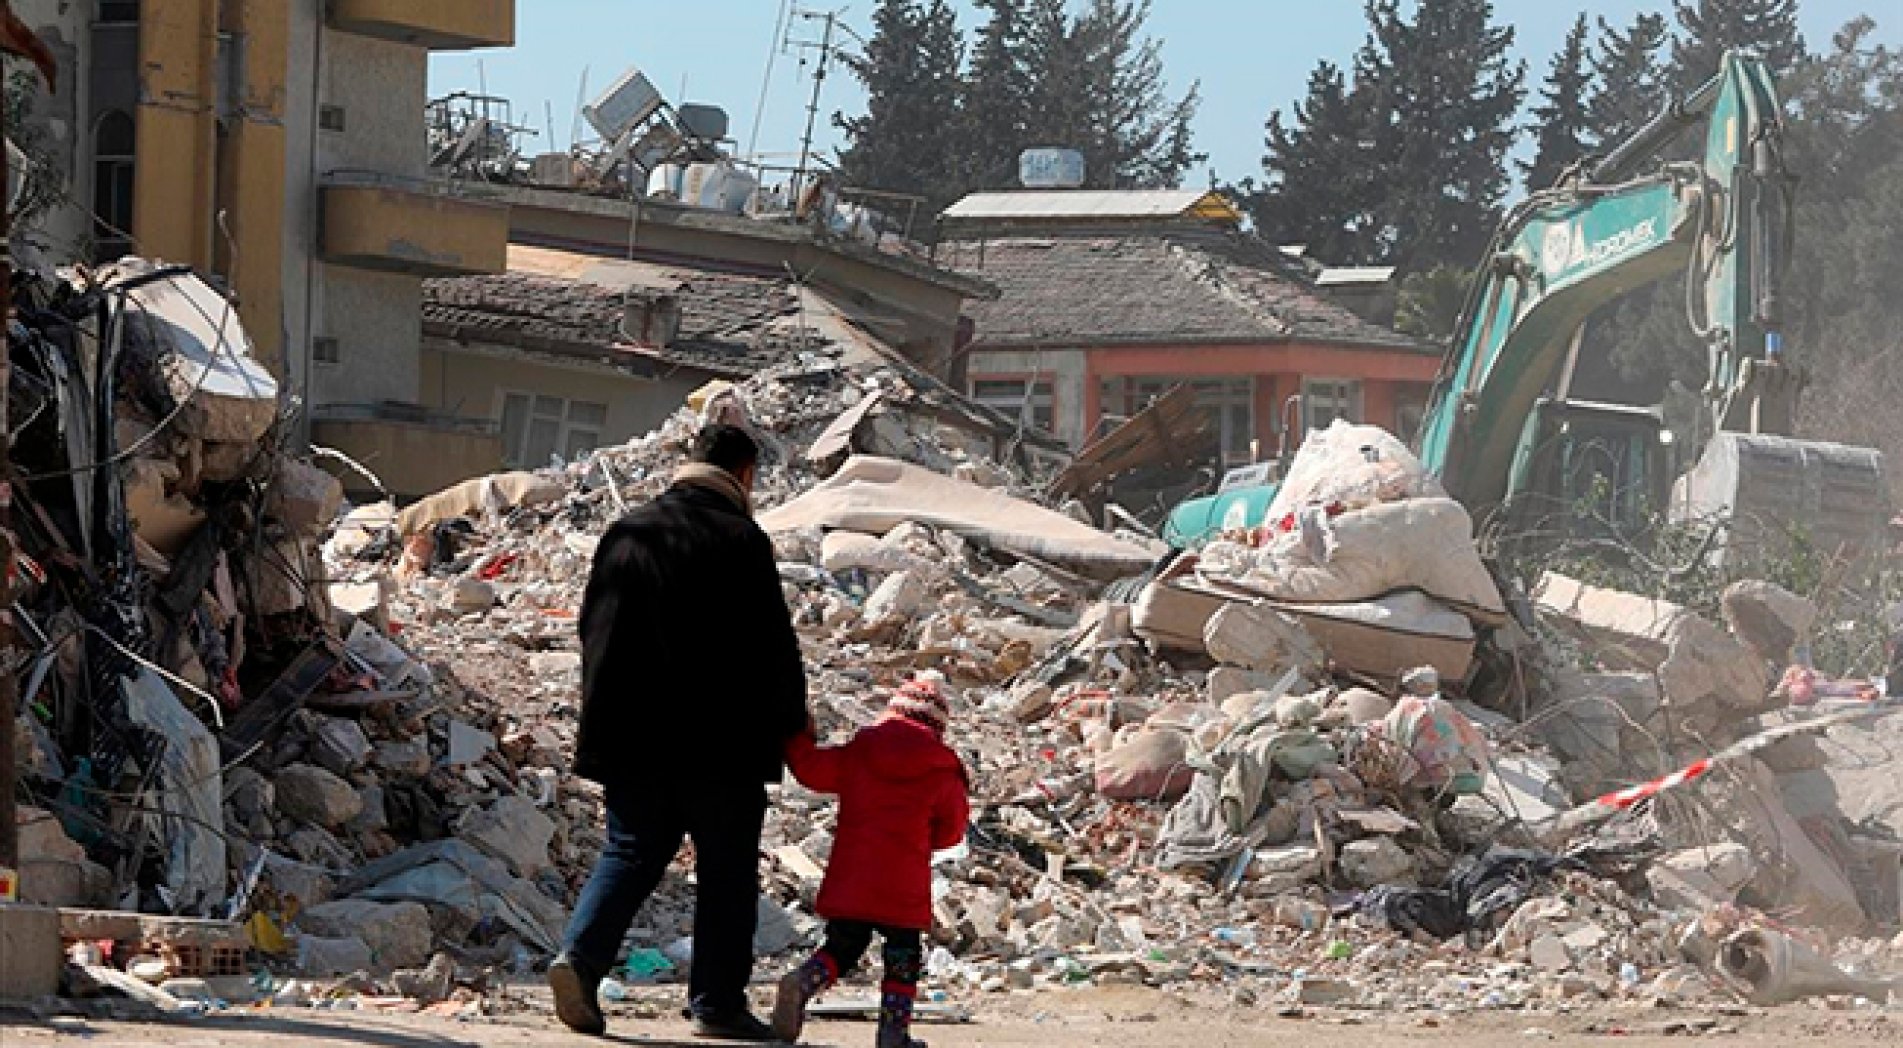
321, 174, 508, 277
329, 0, 514, 50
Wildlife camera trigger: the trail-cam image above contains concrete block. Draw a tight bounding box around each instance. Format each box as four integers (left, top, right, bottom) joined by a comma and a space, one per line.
0, 904, 62, 1001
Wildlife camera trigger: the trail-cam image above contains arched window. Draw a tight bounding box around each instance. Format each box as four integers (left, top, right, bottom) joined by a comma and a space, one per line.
93, 110, 134, 262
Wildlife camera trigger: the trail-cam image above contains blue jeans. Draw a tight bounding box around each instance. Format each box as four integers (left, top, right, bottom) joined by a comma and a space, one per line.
562, 781, 767, 1015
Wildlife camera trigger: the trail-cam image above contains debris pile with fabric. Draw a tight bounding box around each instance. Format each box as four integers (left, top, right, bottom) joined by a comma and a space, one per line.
15, 281, 1903, 1021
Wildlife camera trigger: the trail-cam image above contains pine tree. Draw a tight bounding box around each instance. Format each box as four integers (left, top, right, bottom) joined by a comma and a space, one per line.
1019, 0, 1201, 189
961, 0, 1031, 189
1253, 60, 1379, 263
835, 0, 965, 211
1585, 12, 1671, 152
1354, 0, 1526, 270
1522, 14, 1593, 191
1670, 0, 1805, 92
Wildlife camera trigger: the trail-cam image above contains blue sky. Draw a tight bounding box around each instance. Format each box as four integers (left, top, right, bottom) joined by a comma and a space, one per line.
431, 2, 1902, 188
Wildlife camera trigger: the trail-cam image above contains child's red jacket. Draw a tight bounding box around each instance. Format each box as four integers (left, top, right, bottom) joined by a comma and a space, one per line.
785, 713, 970, 931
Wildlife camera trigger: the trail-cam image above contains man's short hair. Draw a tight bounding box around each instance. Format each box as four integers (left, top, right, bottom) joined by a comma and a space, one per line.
689, 424, 760, 475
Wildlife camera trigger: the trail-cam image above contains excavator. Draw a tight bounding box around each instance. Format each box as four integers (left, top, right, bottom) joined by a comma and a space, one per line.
1167, 50, 1889, 562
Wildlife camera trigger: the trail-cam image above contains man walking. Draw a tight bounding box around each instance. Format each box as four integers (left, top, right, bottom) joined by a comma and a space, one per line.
550, 424, 809, 1040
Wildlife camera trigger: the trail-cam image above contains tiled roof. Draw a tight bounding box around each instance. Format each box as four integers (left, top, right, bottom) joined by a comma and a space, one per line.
421, 269, 826, 377
936, 232, 1431, 353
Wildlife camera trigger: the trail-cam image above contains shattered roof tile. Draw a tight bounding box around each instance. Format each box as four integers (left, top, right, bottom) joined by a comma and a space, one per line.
421, 270, 829, 377
935, 232, 1432, 354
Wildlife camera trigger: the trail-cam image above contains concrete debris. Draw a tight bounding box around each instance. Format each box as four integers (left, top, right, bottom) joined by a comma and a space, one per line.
297, 899, 435, 972
274, 764, 365, 829
12, 266, 1903, 1026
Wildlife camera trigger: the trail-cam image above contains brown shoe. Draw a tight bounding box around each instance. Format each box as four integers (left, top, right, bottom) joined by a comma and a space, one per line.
548, 954, 606, 1037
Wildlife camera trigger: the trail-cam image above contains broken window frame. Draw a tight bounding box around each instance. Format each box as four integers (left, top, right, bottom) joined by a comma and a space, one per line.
498, 390, 609, 468
970, 377, 1055, 435
1303, 377, 1361, 434
1109, 376, 1255, 468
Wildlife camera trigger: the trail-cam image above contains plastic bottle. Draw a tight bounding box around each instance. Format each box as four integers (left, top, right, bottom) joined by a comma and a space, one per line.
1214, 927, 1257, 947
598, 977, 629, 1002
1620, 962, 1642, 988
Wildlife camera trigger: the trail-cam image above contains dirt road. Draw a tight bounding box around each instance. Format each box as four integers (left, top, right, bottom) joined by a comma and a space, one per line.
4, 984, 1899, 1048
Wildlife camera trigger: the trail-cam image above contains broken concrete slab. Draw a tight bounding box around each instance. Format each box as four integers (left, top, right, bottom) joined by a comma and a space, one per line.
0, 904, 61, 1002
1721, 580, 1817, 666
1657, 614, 1773, 716
274, 763, 365, 829
1339, 837, 1414, 888
296, 899, 433, 972
267, 459, 345, 538
109, 261, 280, 445
1533, 573, 1686, 671
456, 794, 556, 877
1647, 844, 1755, 912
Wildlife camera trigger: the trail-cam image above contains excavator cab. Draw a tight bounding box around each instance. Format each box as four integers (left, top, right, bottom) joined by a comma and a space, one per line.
1496, 398, 1672, 550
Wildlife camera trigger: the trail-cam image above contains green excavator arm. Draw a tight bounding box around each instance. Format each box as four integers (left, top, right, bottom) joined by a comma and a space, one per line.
1166, 51, 1882, 554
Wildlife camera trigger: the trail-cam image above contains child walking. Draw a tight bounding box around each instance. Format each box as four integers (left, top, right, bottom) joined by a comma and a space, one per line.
773, 675, 970, 1047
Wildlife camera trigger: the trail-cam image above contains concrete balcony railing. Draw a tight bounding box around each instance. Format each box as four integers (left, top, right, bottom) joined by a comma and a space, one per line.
328, 0, 514, 50
320, 172, 509, 278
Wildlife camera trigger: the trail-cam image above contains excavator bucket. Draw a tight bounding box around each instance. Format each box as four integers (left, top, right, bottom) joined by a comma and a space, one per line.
1672, 432, 1890, 566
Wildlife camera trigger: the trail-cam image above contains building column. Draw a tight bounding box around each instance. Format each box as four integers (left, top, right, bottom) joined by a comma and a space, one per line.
1080, 359, 1103, 448
1252, 375, 1279, 461
134, 0, 218, 268
1362, 379, 1397, 433
216, 0, 289, 378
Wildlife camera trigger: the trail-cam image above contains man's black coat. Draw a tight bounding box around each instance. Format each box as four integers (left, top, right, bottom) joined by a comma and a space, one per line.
574, 482, 808, 788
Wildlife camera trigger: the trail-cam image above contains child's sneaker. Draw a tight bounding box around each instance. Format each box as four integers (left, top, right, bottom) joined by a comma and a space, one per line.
875, 989, 926, 1048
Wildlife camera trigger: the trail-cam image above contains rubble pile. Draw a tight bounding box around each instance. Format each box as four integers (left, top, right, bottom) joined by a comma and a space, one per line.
15, 271, 1903, 1020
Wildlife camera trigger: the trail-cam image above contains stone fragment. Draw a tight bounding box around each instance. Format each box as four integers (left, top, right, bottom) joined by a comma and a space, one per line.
16, 807, 111, 908
392, 952, 456, 1004
446, 720, 495, 767
273, 764, 363, 828
267, 459, 345, 537
224, 767, 274, 824
297, 899, 433, 972
1529, 934, 1572, 972
311, 716, 372, 776
446, 577, 497, 614
350, 785, 389, 835
1721, 580, 1816, 665
1645, 844, 1756, 913
1010, 681, 1054, 723
1294, 977, 1355, 1006
1657, 614, 1772, 715
862, 570, 929, 626
1339, 837, 1414, 888
1532, 573, 1685, 670
456, 794, 556, 877
1203, 602, 1322, 674
528, 651, 581, 680
374, 738, 433, 778
295, 935, 373, 977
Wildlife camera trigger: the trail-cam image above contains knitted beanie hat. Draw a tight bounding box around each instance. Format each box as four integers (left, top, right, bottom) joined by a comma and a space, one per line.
888, 673, 950, 733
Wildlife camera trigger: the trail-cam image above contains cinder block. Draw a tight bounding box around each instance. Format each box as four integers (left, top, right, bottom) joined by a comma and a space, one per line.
0, 903, 62, 1001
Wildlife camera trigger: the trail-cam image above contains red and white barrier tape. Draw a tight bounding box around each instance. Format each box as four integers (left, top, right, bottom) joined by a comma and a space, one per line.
1543, 697, 1896, 840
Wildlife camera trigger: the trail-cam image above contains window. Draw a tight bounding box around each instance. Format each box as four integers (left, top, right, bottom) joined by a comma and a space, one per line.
96, 1, 139, 23
312, 337, 340, 365
499, 392, 608, 468
92, 110, 136, 263
1304, 378, 1360, 433
971, 378, 1054, 434
319, 105, 346, 133
1105, 377, 1256, 467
